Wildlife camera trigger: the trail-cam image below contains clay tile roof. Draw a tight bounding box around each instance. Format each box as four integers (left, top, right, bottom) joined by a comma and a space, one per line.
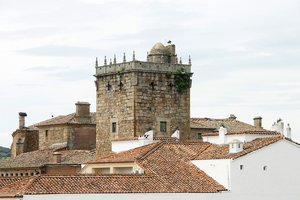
0, 149, 95, 168
190, 117, 279, 136
0, 141, 226, 195
0, 175, 169, 196
87, 142, 160, 164
0, 177, 26, 189
138, 142, 225, 193
34, 112, 96, 127
195, 136, 283, 160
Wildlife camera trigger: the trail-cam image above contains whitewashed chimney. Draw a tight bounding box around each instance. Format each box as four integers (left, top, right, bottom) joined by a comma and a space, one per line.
138, 130, 154, 146
286, 124, 292, 139
276, 118, 284, 134
229, 140, 243, 153
171, 129, 180, 139
219, 125, 227, 144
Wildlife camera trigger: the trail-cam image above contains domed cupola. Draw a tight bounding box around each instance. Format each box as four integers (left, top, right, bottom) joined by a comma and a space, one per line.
147, 42, 177, 64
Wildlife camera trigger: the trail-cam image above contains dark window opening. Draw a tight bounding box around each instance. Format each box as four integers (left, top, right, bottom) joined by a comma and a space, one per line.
198, 133, 203, 140
160, 121, 167, 133
240, 165, 243, 170
45, 130, 48, 141
112, 122, 117, 133
263, 166, 267, 171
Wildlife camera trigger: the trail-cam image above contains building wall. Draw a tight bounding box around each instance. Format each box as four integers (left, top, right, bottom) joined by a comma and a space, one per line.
11, 129, 39, 159
38, 125, 69, 150
80, 162, 141, 174
192, 159, 231, 189
112, 140, 141, 153
68, 125, 96, 150
95, 61, 191, 156
230, 140, 300, 199
38, 125, 96, 150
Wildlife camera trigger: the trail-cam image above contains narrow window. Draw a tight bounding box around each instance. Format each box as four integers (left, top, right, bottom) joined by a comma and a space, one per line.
198, 133, 203, 140
240, 165, 243, 170
160, 121, 167, 133
263, 166, 267, 171
112, 122, 117, 133
45, 130, 49, 141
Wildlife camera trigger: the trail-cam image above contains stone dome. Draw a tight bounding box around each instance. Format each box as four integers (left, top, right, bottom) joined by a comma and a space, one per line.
149, 42, 170, 55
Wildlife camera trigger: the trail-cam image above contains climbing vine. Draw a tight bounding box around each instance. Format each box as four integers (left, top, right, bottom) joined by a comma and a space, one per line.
174, 67, 192, 94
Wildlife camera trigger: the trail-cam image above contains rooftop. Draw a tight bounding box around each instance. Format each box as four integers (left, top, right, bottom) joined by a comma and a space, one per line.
191, 117, 279, 136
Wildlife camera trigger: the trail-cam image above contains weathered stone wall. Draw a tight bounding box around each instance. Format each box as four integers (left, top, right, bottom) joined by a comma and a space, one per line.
10, 129, 39, 159
69, 125, 96, 150
38, 126, 69, 150
95, 68, 191, 156
38, 124, 96, 150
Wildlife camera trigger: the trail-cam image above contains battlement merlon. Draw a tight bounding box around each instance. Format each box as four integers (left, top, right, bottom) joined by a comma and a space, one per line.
94, 60, 191, 77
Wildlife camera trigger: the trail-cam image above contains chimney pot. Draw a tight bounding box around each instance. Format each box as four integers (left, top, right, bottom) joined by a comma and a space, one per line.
18, 112, 27, 129
53, 152, 62, 164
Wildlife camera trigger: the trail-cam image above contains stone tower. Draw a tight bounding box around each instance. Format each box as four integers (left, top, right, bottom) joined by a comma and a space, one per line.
94, 42, 192, 156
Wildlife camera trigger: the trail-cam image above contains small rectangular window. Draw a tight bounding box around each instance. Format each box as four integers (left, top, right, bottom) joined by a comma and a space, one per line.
263, 166, 267, 171
240, 165, 243, 170
198, 133, 203, 140
112, 122, 117, 133
160, 121, 167, 133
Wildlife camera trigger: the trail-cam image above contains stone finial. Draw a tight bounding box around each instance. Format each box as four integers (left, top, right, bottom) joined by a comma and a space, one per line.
113, 54, 117, 64
123, 53, 126, 63
95, 57, 98, 67
104, 56, 107, 66
179, 57, 182, 64
133, 51, 136, 61
109, 58, 112, 65
188, 55, 191, 65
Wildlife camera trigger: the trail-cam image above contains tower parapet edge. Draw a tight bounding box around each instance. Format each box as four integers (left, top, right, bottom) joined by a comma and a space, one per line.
95, 61, 191, 77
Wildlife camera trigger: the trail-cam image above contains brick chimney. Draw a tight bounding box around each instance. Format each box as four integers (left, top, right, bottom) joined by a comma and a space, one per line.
19, 112, 27, 129
52, 152, 62, 164
253, 116, 262, 128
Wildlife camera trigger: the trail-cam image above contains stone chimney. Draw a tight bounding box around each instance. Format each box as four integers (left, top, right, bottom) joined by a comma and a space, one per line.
75, 102, 91, 123
286, 124, 292, 139
18, 112, 27, 129
52, 152, 62, 164
253, 116, 262, 128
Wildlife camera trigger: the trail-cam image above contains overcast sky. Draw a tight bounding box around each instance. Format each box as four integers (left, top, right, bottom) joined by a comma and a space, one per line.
0, 0, 299, 147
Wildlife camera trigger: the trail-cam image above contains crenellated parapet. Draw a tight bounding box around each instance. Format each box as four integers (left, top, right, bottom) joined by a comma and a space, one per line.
95, 61, 191, 77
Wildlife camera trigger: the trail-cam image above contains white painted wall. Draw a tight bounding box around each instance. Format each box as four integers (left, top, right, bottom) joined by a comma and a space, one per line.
230, 140, 300, 199
203, 134, 272, 144
112, 140, 141, 153
192, 159, 231, 189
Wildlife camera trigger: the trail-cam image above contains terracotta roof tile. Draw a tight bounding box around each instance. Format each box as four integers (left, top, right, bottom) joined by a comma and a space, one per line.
0, 149, 95, 168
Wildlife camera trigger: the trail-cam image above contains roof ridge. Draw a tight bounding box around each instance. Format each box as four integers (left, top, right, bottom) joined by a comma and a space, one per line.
135, 141, 164, 160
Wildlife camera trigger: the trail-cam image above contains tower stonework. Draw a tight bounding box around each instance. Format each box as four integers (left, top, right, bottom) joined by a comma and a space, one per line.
95, 42, 192, 156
